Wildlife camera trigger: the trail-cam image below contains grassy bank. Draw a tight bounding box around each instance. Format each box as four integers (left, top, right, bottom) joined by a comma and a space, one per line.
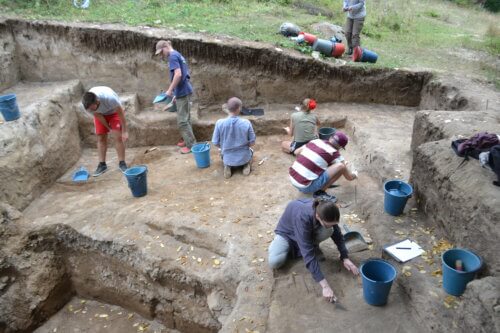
0, 0, 499, 86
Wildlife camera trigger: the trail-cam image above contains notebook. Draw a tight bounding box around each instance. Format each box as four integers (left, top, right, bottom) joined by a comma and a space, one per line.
383, 239, 424, 263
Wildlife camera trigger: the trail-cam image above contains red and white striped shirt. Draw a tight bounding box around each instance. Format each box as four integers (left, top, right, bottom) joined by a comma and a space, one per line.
289, 139, 343, 188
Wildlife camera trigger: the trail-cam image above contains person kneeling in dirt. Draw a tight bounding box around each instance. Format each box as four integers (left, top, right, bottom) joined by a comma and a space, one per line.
268, 198, 359, 303
82, 86, 128, 176
289, 131, 357, 201
212, 97, 256, 179
281, 98, 320, 155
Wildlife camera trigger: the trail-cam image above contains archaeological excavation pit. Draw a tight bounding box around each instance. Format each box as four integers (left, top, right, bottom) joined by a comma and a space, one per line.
0, 19, 499, 333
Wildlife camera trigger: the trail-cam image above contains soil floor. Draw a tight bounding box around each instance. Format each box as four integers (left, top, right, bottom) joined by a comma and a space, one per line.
25, 104, 457, 332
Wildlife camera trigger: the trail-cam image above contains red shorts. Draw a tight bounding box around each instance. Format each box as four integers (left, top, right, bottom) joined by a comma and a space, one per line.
94, 113, 122, 135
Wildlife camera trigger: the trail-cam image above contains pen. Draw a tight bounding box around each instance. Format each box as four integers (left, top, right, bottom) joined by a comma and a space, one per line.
396, 247, 411, 250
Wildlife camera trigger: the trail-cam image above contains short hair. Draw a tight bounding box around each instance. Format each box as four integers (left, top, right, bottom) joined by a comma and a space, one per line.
82, 92, 97, 110
226, 97, 242, 113
313, 199, 340, 223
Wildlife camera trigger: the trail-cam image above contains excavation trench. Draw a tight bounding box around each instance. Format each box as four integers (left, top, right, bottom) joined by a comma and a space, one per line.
0, 19, 499, 333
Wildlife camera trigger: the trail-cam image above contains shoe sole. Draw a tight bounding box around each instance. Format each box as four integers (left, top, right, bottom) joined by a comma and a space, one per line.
93, 168, 108, 177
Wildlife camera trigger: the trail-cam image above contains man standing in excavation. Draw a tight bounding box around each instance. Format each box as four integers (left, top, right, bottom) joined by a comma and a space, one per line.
155, 40, 197, 154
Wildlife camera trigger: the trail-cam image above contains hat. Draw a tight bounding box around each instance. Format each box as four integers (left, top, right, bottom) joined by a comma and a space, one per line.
155, 40, 170, 55
332, 131, 348, 149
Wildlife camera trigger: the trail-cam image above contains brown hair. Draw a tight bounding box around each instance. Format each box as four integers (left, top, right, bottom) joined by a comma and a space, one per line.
313, 199, 340, 223
82, 92, 97, 110
301, 98, 311, 113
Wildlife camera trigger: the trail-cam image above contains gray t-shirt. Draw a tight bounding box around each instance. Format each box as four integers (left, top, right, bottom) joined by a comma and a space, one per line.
89, 86, 122, 115
292, 111, 318, 143
344, 0, 366, 19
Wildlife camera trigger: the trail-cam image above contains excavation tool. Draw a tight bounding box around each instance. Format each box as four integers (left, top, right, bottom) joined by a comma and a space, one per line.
342, 224, 368, 252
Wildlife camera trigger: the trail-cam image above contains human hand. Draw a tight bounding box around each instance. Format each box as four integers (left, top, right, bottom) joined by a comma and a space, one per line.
166, 89, 173, 97
343, 7, 349, 12
121, 131, 129, 142
322, 285, 337, 303
343, 259, 359, 276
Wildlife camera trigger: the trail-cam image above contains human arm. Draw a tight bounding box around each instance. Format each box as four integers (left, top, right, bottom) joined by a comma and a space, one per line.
212, 121, 221, 148
319, 278, 336, 302
348, 0, 365, 12
284, 118, 293, 137
294, 145, 306, 156
94, 113, 111, 131
343, 0, 349, 11
166, 68, 182, 97
248, 123, 256, 147
294, 213, 325, 284
331, 225, 359, 275
115, 106, 128, 141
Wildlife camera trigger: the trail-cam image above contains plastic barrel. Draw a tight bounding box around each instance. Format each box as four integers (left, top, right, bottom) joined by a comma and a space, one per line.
352, 46, 363, 62
318, 127, 336, 140
299, 32, 317, 45
191, 142, 211, 168
0, 94, 20, 122
124, 165, 148, 197
360, 48, 378, 63
442, 249, 482, 296
360, 259, 397, 306
312, 39, 333, 56
331, 42, 346, 58
383, 180, 413, 216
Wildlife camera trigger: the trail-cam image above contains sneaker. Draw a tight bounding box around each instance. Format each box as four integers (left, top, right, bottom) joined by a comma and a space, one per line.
315, 246, 326, 262
119, 161, 128, 172
346, 47, 353, 56
242, 163, 251, 176
176, 139, 186, 148
180, 146, 191, 154
313, 190, 338, 203
223, 165, 232, 179
93, 162, 108, 177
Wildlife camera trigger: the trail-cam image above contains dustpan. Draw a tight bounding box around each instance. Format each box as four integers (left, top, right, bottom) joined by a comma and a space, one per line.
72, 166, 89, 183
342, 224, 369, 252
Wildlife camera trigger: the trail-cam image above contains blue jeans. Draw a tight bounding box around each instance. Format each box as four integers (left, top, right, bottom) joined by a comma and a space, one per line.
295, 171, 329, 194
268, 226, 334, 269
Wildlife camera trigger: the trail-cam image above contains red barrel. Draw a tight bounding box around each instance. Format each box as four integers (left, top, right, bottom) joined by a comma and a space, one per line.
352, 46, 363, 62
299, 32, 318, 45
332, 42, 345, 58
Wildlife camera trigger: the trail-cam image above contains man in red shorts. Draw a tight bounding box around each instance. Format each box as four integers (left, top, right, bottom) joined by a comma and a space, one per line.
82, 86, 128, 176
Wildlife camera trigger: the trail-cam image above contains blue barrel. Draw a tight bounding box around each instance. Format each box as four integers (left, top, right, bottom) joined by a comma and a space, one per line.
360, 48, 378, 63
0, 94, 21, 121
442, 249, 482, 296
312, 39, 333, 56
360, 259, 397, 306
318, 127, 336, 140
383, 180, 413, 216
191, 142, 211, 168
124, 165, 148, 197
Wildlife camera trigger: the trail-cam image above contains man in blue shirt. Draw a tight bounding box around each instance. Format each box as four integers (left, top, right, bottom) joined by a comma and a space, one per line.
212, 97, 256, 179
155, 40, 197, 154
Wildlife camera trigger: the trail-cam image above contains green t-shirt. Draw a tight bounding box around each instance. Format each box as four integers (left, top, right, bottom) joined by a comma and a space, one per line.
292, 111, 318, 142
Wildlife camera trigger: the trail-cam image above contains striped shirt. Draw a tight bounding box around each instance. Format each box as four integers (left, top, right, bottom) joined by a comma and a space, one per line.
289, 139, 343, 188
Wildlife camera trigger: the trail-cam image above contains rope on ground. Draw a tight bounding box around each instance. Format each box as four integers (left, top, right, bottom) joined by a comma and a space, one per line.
73, 0, 90, 9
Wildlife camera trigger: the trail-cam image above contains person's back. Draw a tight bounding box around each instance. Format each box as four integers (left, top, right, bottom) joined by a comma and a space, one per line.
89, 86, 121, 115
292, 111, 318, 142
214, 116, 255, 167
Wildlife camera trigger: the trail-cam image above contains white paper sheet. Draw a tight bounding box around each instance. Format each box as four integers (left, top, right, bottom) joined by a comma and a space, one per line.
384, 239, 424, 263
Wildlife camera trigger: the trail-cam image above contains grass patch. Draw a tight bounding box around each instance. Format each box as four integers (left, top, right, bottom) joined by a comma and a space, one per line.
0, 0, 499, 84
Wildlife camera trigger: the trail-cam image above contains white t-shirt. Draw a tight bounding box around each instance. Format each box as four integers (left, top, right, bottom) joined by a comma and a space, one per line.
89, 86, 122, 115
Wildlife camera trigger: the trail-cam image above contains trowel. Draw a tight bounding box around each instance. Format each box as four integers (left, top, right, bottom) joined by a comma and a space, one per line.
331, 297, 348, 311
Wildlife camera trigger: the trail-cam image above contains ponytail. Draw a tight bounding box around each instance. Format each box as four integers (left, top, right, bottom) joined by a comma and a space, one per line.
313, 198, 340, 223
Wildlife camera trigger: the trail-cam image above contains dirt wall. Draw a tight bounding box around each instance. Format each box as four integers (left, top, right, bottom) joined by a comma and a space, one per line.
3, 19, 431, 108
0, 81, 82, 211
0, 19, 19, 91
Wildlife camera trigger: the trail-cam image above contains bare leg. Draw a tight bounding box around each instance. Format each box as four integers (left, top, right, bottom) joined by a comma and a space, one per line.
281, 140, 292, 154
321, 163, 355, 191
112, 130, 125, 161
97, 134, 108, 163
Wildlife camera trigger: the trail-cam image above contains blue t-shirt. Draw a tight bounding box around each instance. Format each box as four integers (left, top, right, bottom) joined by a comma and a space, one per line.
168, 50, 193, 98
212, 116, 256, 167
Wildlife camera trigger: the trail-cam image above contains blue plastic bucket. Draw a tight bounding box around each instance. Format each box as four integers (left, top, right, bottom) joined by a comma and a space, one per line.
191, 142, 211, 168
360, 48, 378, 63
383, 180, 413, 216
442, 249, 482, 296
360, 259, 397, 306
318, 127, 336, 140
0, 94, 20, 121
124, 165, 148, 197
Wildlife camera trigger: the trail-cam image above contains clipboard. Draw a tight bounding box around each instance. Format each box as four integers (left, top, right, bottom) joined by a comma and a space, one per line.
383, 239, 424, 263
